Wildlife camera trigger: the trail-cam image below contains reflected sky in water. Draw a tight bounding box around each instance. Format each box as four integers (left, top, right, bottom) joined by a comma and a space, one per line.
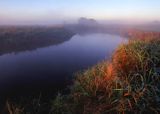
0, 33, 127, 96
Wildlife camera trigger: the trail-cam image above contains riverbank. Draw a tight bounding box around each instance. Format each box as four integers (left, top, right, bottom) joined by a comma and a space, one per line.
0, 26, 74, 55
51, 36, 160, 114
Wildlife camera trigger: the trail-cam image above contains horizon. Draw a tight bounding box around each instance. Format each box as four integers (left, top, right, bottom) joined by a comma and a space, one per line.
0, 0, 160, 25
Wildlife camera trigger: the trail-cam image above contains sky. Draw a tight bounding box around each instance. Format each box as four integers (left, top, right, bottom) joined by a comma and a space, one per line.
0, 0, 160, 25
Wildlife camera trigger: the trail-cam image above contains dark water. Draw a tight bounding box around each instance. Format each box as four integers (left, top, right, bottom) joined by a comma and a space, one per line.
0, 33, 126, 96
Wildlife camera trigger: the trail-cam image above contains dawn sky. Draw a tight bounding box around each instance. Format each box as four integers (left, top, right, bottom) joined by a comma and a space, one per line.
0, 0, 160, 25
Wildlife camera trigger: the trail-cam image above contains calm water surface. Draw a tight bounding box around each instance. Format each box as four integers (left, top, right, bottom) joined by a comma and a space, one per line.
0, 33, 127, 96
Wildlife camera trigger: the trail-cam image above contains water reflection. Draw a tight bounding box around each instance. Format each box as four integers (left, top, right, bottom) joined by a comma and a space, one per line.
0, 33, 127, 96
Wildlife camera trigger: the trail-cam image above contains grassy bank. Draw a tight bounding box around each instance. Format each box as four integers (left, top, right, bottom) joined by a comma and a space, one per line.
4, 37, 160, 114
51, 37, 160, 114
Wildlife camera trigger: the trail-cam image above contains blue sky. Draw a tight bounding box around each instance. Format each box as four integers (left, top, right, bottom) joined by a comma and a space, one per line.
0, 0, 160, 25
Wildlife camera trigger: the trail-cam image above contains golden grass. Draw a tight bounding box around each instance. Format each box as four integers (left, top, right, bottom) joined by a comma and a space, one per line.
54, 37, 160, 114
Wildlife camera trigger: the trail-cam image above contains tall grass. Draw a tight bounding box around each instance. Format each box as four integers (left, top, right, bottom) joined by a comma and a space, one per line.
51, 37, 160, 114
